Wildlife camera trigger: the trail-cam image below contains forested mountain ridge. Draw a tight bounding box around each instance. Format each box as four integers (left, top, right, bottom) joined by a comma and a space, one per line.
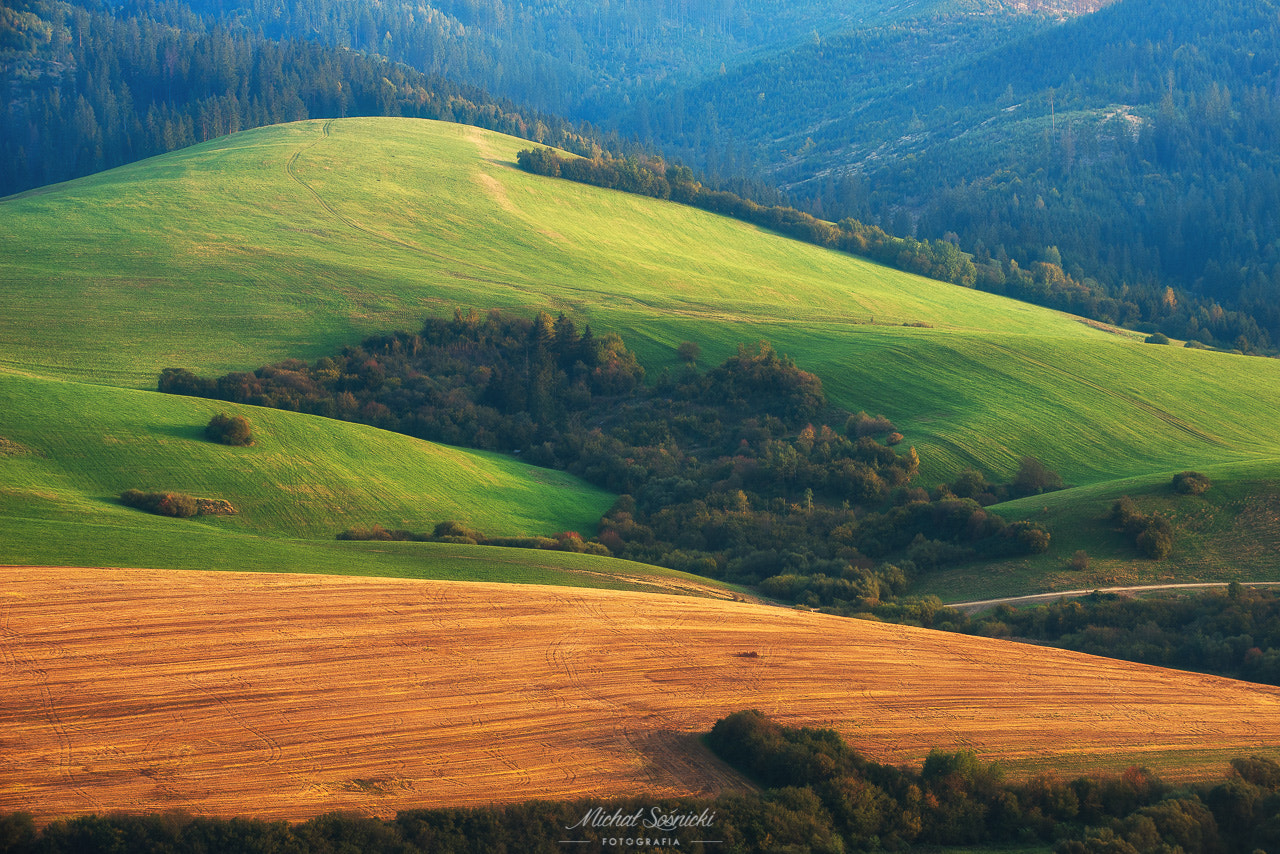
0, 0, 619, 196
1, 0, 1108, 198
633, 0, 1280, 349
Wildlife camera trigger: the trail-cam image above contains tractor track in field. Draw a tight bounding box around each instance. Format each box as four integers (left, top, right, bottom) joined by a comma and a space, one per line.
983, 340, 1228, 447
283, 120, 443, 259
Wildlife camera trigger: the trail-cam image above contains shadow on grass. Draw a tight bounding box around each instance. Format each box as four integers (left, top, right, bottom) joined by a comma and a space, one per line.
151, 423, 213, 443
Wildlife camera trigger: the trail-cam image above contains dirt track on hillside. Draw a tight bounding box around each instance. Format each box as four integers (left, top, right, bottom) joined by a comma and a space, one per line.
3, 566, 1279, 823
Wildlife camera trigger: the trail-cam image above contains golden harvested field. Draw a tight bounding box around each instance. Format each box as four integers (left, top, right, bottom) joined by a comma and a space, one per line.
3, 567, 1280, 823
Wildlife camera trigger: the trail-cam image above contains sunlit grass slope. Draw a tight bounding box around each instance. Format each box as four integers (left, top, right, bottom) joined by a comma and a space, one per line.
4, 117, 1280, 490
0, 371, 750, 595
0, 371, 610, 539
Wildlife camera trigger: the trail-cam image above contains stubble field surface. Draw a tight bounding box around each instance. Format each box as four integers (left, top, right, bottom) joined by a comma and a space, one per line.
4, 566, 1278, 824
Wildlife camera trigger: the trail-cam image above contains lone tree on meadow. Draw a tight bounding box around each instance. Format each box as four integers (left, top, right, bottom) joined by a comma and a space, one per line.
1011, 456, 1064, 497
205, 412, 253, 446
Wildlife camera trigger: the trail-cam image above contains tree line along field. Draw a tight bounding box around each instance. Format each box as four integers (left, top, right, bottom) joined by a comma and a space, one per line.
3, 117, 1280, 492
4, 566, 1279, 825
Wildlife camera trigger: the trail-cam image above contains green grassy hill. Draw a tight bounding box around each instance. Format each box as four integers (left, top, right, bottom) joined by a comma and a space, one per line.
0, 371, 611, 539
0, 370, 747, 596
4, 116, 1280, 597
916, 457, 1280, 601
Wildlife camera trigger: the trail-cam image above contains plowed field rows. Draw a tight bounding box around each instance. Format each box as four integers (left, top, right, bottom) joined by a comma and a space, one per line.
3, 566, 1279, 823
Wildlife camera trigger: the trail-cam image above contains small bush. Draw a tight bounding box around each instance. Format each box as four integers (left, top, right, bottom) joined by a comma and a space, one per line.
1109, 497, 1174, 559
1136, 516, 1174, 559
1012, 456, 1064, 497
1145, 332, 1171, 345
676, 341, 701, 364
1005, 521, 1051, 554
205, 412, 253, 446
1069, 549, 1090, 571
1109, 495, 1144, 532
1172, 471, 1211, 495
432, 520, 485, 541
120, 489, 198, 518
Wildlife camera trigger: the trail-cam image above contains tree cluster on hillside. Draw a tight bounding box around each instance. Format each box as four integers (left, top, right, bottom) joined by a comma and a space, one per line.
5, 710, 1280, 852
159, 310, 1050, 606
1108, 496, 1174, 560
204, 412, 252, 446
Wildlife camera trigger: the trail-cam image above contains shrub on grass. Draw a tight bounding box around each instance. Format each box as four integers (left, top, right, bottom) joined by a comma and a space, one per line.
1069, 550, 1090, 571
1172, 471, 1212, 495
205, 412, 253, 446
1145, 332, 1171, 344
1136, 516, 1174, 559
1012, 456, 1064, 497
1109, 497, 1175, 559
120, 489, 198, 518
1109, 495, 1144, 533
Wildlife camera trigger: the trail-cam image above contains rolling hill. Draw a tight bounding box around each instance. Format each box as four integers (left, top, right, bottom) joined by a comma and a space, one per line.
0, 366, 746, 597
4, 118, 1279, 476
5, 566, 1278, 823
4, 116, 1280, 598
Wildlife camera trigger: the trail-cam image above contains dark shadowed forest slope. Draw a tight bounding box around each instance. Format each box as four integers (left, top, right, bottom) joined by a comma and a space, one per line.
633, 0, 1280, 350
